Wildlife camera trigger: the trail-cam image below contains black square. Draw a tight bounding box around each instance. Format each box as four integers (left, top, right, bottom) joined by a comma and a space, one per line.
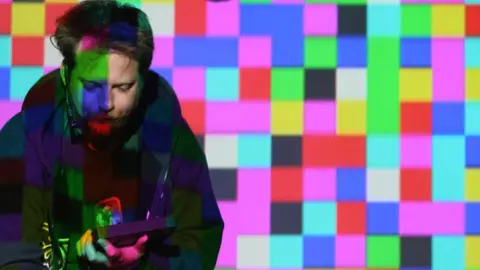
271, 136, 302, 166
401, 237, 432, 267
271, 202, 302, 234
209, 169, 237, 201
304, 69, 336, 100
338, 5, 367, 36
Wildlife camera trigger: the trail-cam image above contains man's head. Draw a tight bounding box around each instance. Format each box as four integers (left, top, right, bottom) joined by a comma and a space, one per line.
53, 0, 154, 135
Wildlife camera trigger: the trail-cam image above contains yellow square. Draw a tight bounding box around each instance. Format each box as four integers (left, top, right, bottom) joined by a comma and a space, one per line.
399, 68, 432, 101
337, 101, 366, 135
432, 5, 465, 36
271, 101, 303, 135
466, 169, 480, 201
466, 69, 480, 101
466, 236, 480, 267
12, 4, 45, 36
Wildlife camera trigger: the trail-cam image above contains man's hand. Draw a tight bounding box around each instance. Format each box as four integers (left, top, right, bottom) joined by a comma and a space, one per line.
76, 229, 148, 268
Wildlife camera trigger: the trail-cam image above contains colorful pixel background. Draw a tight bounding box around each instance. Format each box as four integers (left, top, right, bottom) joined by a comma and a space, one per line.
1, 0, 480, 269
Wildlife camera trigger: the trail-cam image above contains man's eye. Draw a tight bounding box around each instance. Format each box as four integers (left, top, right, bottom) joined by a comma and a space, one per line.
117, 83, 134, 92
83, 82, 100, 92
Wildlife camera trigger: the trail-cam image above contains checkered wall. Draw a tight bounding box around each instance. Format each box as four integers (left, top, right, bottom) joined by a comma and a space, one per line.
1, 0, 480, 269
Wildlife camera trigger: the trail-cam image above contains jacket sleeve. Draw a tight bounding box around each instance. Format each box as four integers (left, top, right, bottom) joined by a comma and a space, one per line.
0, 112, 49, 269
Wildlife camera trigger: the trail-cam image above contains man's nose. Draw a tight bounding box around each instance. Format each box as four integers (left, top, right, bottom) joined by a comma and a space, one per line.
97, 87, 114, 113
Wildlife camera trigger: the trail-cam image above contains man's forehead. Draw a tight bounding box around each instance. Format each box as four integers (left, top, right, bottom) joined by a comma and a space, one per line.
73, 49, 110, 80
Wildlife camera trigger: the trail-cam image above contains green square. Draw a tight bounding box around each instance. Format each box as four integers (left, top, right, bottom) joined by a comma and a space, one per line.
271, 68, 304, 101
304, 37, 337, 68
367, 236, 400, 267
241, 0, 271, 3
401, 5, 431, 36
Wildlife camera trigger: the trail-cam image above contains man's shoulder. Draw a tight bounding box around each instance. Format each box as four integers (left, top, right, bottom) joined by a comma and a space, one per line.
143, 70, 182, 124
22, 69, 61, 111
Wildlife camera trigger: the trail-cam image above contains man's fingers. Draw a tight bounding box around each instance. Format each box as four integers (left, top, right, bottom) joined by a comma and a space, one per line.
135, 235, 148, 247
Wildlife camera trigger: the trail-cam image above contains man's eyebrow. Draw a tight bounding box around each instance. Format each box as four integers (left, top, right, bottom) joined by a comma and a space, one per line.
111, 80, 137, 87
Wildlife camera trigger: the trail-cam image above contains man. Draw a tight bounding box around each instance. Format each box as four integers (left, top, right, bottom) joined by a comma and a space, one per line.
0, 0, 224, 269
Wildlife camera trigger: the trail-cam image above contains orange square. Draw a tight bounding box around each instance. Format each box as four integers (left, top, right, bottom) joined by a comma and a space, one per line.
271, 168, 303, 202
46, 3, 76, 35
12, 37, 44, 66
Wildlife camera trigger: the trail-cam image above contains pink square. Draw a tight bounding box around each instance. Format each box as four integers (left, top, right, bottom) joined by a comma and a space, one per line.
237, 169, 271, 234
304, 4, 337, 36
400, 203, 464, 235
152, 37, 173, 67
272, 0, 304, 3
335, 236, 365, 267
43, 67, 58, 74
304, 101, 336, 134
216, 202, 237, 267
303, 168, 336, 200
238, 37, 271, 68
172, 68, 205, 100
206, 102, 270, 133
0, 101, 21, 129
401, 136, 431, 168
432, 38, 464, 101
206, 0, 239, 36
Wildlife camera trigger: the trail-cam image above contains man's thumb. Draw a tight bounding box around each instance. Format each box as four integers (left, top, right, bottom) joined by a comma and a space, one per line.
135, 235, 148, 247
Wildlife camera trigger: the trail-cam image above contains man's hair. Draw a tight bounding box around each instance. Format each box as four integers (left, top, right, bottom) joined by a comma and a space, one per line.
52, 0, 154, 71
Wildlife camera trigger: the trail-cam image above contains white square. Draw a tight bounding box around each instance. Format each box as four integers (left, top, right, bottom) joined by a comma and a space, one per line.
237, 236, 270, 268
204, 134, 238, 168
142, 4, 175, 36
336, 68, 367, 101
367, 169, 400, 202
44, 36, 63, 67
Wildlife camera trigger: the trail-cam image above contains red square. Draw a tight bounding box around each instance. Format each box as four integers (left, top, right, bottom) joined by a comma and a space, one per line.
175, 0, 206, 35
239, 68, 270, 100
179, 101, 205, 135
46, 4, 76, 36
337, 202, 366, 234
401, 169, 432, 202
271, 167, 303, 202
12, 37, 44, 66
335, 136, 366, 167
401, 102, 432, 134
303, 135, 336, 167
0, 4, 11, 34
466, 5, 480, 36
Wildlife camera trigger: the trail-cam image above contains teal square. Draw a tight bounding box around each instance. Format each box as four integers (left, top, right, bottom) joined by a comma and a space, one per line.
466, 0, 480, 2
238, 134, 271, 168
10, 67, 43, 101
303, 202, 336, 235
367, 4, 401, 37
367, 135, 400, 167
0, 36, 11, 66
432, 236, 465, 270
432, 135, 465, 201
465, 102, 480, 135
206, 68, 239, 101
466, 38, 480, 68
270, 235, 303, 268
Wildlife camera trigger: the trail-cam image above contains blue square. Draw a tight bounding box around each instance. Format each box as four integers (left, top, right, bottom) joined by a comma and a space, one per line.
466, 136, 480, 167
303, 236, 335, 268
466, 38, 480, 68
0, 36, 11, 67
432, 236, 464, 270
237, 134, 271, 168
206, 68, 239, 101
336, 168, 366, 201
432, 135, 465, 201
303, 202, 336, 235
152, 68, 173, 85
367, 203, 399, 234
465, 102, 480, 135
337, 37, 367, 67
272, 34, 304, 66
10, 67, 43, 101
0, 68, 10, 100
367, 4, 401, 37
432, 102, 464, 135
400, 38, 431, 67
367, 135, 400, 167
174, 37, 238, 67
466, 203, 480, 234
270, 236, 303, 268
240, 5, 303, 37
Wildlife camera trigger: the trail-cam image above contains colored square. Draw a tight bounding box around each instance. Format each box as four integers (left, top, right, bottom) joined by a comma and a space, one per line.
270, 236, 303, 268
172, 68, 205, 100
303, 236, 335, 268
432, 236, 464, 270
210, 169, 237, 201
303, 4, 337, 35
466, 5, 480, 36
271, 68, 304, 101
271, 168, 303, 202
367, 203, 399, 234
303, 202, 336, 235
10, 67, 43, 101
400, 4, 431, 36
271, 136, 302, 166
401, 237, 431, 267
466, 38, 480, 68
400, 38, 431, 67
337, 101, 366, 135
237, 236, 269, 268
400, 135, 431, 168
400, 102, 432, 134
239, 68, 271, 100
0, 36, 11, 66
304, 37, 336, 68
0, 3, 12, 34
206, 0, 239, 36
338, 5, 366, 35
431, 4, 464, 36
44, 36, 63, 67
336, 68, 366, 100
143, 3, 174, 36
336, 202, 366, 234
367, 4, 401, 37
303, 168, 336, 201
45, 3, 74, 35
335, 236, 365, 267
305, 69, 336, 100
467, 136, 480, 167
401, 169, 432, 201
336, 168, 365, 201
237, 134, 271, 168
399, 68, 432, 101
467, 203, 480, 234
0, 68, 10, 99
12, 37, 43, 66
177, 101, 205, 134
271, 203, 302, 234
466, 69, 480, 100
271, 34, 304, 67
337, 37, 367, 67
304, 101, 336, 133
466, 236, 480, 268
432, 102, 464, 134
11, 3, 45, 36
367, 169, 400, 202
152, 37, 174, 67
271, 101, 303, 135
206, 68, 239, 101
367, 236, 400, 267
466, 169, 480, 201
432, 39, 464, 102
238, 37, 271, 67
204, 135, 238, 168
466, 102, 480, 135
367, 135, 400, 168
